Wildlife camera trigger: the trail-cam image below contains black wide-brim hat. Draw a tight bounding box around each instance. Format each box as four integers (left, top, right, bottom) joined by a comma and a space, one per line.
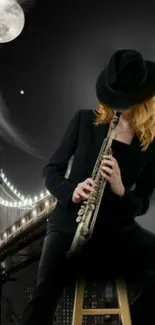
96, 49, 155, 109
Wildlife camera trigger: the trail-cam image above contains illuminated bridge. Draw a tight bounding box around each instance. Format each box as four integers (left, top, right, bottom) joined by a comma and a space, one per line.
0, 169, 56, 280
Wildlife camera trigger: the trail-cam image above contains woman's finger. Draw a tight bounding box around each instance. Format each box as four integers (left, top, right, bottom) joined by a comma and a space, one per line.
82, 184, 95, 192
100, 170, 111, 181
101, 158, 115, 168
100, 165, 113, 176
74, 192, 81, 200
76, 189, 89, 199
85, 178, 96, 187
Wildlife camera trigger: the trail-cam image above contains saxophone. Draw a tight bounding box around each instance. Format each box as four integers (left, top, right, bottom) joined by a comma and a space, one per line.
67, 111, 121, 257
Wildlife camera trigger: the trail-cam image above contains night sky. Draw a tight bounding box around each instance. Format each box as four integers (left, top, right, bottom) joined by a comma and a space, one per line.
0, 0, 155, 197
1, 0, 155, 320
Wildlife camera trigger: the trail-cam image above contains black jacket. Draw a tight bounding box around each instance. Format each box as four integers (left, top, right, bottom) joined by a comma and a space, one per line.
43, 109, 155, 234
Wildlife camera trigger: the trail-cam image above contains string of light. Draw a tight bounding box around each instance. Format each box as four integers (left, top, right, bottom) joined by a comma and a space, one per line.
0, 170, 50, 207
0, 171, 25, 200
0, 197, 32, 209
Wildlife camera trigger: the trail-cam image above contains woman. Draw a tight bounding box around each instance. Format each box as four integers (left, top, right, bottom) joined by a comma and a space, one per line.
20, 49, 155, 325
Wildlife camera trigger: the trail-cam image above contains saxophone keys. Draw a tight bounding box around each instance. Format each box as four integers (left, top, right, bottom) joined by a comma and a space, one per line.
76, 216, 82, 223
78, 209, 84, 216
90, 203, 95, 210
90, 197, 96, 204
108, 148, 112, 155
78, 205, 86, 216
80, 227, 89, 236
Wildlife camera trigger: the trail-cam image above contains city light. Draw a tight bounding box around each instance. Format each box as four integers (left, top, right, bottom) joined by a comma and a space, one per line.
45, 200, 49, 207
32, 209, 37, 217
12, 225, 16, 232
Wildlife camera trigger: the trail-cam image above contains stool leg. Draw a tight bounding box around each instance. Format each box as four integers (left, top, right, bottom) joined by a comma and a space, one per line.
72, 278, 85, 325
116, 277, 132, 325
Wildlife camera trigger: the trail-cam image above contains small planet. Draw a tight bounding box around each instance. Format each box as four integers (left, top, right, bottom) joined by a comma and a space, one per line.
0, 0, 25, 43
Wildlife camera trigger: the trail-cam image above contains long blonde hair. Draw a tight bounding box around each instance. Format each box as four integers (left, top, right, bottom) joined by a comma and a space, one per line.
93, 97, 155, 152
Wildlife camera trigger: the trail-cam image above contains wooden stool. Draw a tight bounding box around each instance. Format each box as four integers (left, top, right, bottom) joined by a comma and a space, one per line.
72, 277, 132, 325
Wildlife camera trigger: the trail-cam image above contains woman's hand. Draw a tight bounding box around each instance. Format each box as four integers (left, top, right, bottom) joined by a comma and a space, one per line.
100, 155, 125, 196
72, 178, 97, 204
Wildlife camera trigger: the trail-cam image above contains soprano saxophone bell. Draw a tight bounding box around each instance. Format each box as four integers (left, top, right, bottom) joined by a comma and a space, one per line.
67, 111, 121, 258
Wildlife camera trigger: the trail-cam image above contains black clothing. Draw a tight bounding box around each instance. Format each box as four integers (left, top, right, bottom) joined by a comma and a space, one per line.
95, 139, 136, 230
19, 231, 74, 325
19, 109, 155, 325
43, 109, 155, 234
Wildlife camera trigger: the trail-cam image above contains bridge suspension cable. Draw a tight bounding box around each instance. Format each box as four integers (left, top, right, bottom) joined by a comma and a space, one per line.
0, 170, 50, 208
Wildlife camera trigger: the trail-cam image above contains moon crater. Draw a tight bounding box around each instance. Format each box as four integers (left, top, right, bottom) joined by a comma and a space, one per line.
0, 0, 25, 43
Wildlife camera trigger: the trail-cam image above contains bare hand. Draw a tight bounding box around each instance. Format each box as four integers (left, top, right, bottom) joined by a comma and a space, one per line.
100, 155, 125, 196
72, 178, 97, 204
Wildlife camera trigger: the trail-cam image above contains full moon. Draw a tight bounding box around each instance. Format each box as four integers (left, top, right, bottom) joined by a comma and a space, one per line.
0, 0, 25, 43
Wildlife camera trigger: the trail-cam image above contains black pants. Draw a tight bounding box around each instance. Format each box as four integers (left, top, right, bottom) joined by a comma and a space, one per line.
19, 223, 155, 325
